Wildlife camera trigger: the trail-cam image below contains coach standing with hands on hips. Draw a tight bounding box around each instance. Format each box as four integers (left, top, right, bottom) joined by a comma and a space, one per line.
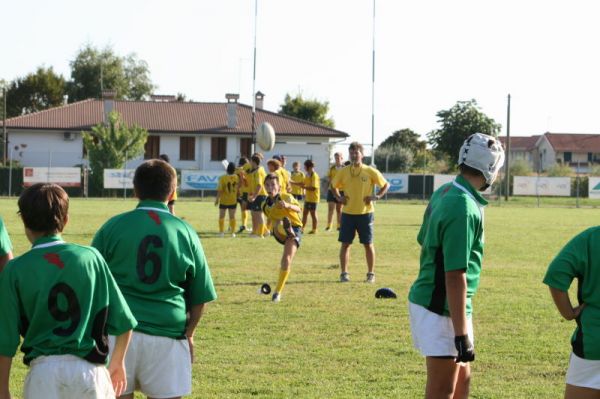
331, 142, 389, 283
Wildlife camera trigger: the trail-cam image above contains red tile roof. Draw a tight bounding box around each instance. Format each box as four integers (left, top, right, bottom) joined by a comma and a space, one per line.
498, 135, 539, 151
542, 132, 600, 152
1, 99, 349, 138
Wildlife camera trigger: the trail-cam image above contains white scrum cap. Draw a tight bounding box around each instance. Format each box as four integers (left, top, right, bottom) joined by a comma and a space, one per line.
458, 133, 505, 185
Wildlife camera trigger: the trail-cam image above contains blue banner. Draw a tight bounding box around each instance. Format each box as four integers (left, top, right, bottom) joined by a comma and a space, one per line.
181, 170, 222, 190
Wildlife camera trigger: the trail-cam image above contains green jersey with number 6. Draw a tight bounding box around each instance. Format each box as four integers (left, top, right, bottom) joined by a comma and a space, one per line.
92, 200, 217, 338
0, 235, 137, 365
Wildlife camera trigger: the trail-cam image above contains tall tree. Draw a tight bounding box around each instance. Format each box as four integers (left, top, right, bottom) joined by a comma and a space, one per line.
68, 44, 154, 102
279, 93, 335, 128
427, 99, 501, 162
5, 67, 67, 117
379, 128, 426, 152
83, 111, 148, 192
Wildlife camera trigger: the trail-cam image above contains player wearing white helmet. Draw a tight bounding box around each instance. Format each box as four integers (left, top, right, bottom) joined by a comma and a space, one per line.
408, 133, 504, 399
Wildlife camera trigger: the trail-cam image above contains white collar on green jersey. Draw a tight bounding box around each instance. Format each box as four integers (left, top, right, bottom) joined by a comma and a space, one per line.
32, 235, 65, 249
136, 206, 171, 214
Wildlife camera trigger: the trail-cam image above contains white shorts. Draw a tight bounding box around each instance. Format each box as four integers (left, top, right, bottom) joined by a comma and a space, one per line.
109, 332, 192, 398
24, 354, 114, 399
409, 302, 474, 358
566, 352, 600, 389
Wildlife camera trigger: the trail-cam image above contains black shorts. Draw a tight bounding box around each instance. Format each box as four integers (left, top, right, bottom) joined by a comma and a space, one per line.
250, 195, 266, 211
338, 213, 374, 244
304, 201, 318, 211
293, 194, 304, 201
219, 204, 237, 209
274, 225, 303, 247
238, 192, 249, 204
326, 190, 344, 203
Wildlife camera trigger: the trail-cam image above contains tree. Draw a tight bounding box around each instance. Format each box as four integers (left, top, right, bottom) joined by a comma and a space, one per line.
379, 128, 425, 153
278, 93, 335, 128
83, 111, 148, 193
427, 99, 501, 162
5, 67, 67, 117
374, 145, 413, 172
68, 44, 154, 102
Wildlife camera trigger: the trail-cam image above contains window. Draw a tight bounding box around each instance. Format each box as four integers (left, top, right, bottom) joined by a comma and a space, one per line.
144, 136, 160, 159
563, 152, 572, 163
240, 138, 252, 157
211, 137, 227, 161
180, 137, 195, 161
589, 152, 593, 162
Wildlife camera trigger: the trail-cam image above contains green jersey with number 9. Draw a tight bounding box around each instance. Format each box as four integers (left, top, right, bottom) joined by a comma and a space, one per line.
0, 235, 137, 365
92, 200, 217, 338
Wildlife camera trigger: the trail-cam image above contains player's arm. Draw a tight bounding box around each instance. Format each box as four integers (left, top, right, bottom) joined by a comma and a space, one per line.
107, 330, 132, 397
185, 303, 208, 364
0, 356, 11, 399
278, 200, 301, 213
215, 188, 222, 206
0, 252, 13, 273
446, 270, 468, 336
549, 287, 585, 321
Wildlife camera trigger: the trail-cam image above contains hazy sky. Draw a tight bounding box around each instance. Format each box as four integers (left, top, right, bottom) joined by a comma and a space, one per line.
3, 0, 600, 153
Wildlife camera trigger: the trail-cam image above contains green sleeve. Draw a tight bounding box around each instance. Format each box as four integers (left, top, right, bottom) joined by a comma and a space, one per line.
0, 218, 12, 256
543, 231, 587, 291
0, 268, 22, 357
441, 200, 476, 272
187, 233, 217, 306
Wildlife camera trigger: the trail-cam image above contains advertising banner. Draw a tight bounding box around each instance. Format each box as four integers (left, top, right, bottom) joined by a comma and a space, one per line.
383, 173, 409, 194
181, 170, 222, 190
23, 167, 81, 187
513, 176, 571, 196
103, 169, 135, 189
589, 177, 600, 199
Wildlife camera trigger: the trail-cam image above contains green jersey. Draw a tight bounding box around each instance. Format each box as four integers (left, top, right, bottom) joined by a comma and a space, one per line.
408, 175, 487, 316
92, 200, 217, 339
0, 235, 136, 365
544, 226, 600, 360
0, 217, 12, 257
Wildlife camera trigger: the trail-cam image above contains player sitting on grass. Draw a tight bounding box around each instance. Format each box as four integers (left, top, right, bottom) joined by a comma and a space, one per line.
408, 133, 504, 399
92, 159, 217, 399
544, 228, 600, 399
0, 183, 137, 399
262, 173, 303, 303
0, 215, 13, 272
215, 162, 239, 237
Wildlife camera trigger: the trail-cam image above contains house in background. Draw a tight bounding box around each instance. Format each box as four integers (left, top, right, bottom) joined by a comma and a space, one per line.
1, 91, 349, 178
499, 135, 539, 167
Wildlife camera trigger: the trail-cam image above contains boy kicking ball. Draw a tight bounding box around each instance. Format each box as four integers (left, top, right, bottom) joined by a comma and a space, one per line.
262, 173, 303, 303
0, 183, 137, 399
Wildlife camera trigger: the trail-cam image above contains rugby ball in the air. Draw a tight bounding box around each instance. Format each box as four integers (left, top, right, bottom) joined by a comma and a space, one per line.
256, 122, 275, 151
375, 287, 397, 299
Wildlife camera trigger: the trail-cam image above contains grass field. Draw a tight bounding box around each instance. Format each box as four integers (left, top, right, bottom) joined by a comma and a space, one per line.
0, 196, 592, 398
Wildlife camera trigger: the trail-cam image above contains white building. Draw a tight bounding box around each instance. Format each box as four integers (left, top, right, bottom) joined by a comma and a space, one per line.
1, 92, 349, 178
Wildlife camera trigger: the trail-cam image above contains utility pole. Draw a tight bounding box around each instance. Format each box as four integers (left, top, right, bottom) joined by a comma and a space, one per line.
370, 0, 376, 165
251, 0, 258, 154
504, 94, 511, 201
2, 87, 6, 165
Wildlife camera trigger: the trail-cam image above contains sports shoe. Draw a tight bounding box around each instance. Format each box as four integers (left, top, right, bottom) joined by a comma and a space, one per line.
237, 226, 246, 233
366, 272, 375, 283
325, 226, 331, 232
308, 229, 317, 234
272, 292, 281, 303
231, 233, 236, 238
340, 272, 350, 282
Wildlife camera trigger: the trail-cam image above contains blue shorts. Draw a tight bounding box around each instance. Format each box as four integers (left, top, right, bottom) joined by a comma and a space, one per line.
274, 226, 302, 248
338, 213, 374, 244
250, 195, 266, 211
326, 190, 344, 203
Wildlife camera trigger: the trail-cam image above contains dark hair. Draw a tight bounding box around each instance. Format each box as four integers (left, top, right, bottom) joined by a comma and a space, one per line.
304, 159, 314, 169
292, 161, 299, 167
18, 183, 69, 234
134, 159, 177, 201
348, 141, 364, 154
264, 173, 279, 185
344, 161, 351, 166
238, 157, 249, 166
252, 152, 264, 160
458, 163, 485, 179
159, 154, 170, 163
251, 155, 261, 165
267, 159, 281, 169
227, 162, 236, 174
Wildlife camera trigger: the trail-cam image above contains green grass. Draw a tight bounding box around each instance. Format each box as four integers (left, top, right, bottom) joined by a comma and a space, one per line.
0, 197, 589, 398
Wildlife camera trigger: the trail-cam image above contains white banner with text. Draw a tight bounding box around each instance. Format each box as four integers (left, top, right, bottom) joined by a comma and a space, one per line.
181, 170, 222, 190
383, 173, 409, 194
23, 167, 81, 187
103, 169, 135, 189
513, 176, 571, 196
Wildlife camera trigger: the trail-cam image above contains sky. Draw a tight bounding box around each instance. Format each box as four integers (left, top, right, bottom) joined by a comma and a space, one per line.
2, 0, 600, 154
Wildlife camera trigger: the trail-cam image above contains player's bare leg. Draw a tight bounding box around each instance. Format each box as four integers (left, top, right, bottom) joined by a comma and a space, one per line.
364, 243, 375, 274
335, 202, 343, 229
425, 357, 469, 399
302, 207, 309, 231
565, 385, 600, 399
228, 208, 236, 235
309, 209, 318, 232
327, 201, 335, 229
340, 242, 351, 274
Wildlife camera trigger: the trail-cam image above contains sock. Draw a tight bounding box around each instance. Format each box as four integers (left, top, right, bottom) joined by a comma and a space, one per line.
261, 224, 268, 236
241, 210, 248, 227
218, 218, 225, 233
229, 219, 236, 233
327, 223, 332, 229
275, 268, 290, 294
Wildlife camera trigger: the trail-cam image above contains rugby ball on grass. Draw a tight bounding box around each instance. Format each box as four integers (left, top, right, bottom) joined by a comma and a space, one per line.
256, 122, 275, 151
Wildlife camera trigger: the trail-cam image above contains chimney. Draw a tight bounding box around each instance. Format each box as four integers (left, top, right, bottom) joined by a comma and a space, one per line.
255, 91, 265, 110
102, 90, 117, 124
226, 93, 239, 129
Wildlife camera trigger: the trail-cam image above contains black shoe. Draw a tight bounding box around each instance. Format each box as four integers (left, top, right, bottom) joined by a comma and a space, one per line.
237, 226, 246, 233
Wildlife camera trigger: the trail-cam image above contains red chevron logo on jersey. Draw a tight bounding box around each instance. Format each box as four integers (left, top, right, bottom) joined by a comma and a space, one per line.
148, 210, 162, 225
43, 253, 64, 269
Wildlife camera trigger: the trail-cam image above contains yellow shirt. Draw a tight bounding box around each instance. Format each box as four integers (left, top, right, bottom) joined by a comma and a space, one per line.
261, 193, 303, 227
276, 168, 289, 194
303, 171, 320, 203
218, 174, 239, 206
331, 164, 387, 215
237, 163, 253, 194
328, 164, 344, 189
290, 170, 305, 196
248, 166, 267, 196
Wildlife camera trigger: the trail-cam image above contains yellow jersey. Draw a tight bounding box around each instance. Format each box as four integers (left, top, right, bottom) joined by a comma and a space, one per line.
276, 168, 289, 194
303, 171, 320, 203
218, 174, 239, 206
328, 164, 344, 189
237, 163, 253, 194
331, 164, 387, 215
248, 166, 267, 196
290, 170, 305, 196
261, 193, 303, 227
